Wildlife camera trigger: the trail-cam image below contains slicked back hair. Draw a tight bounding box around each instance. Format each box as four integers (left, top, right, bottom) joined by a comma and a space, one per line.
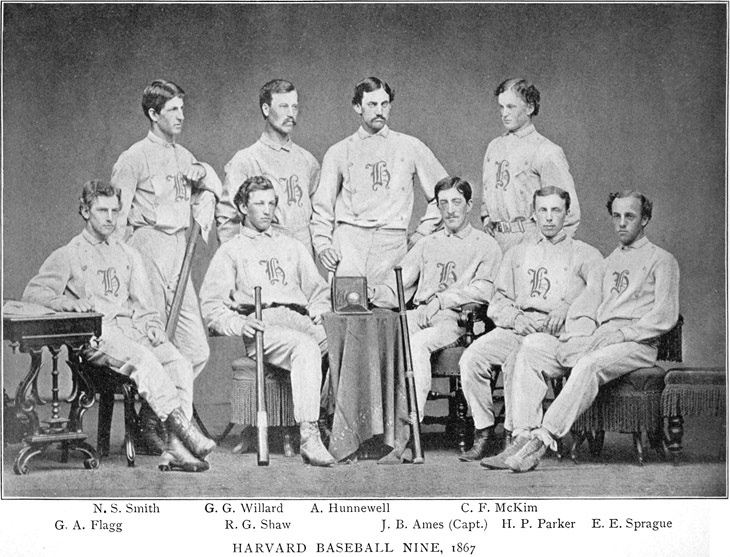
533, 186, 571, 212
142, 79, 185, 121
495, 78, 540, 117
234, 176, 278, 215
79, 180, 121, 218
606, 190, 653, 221
434, 176, 473, 204
259, 79, 296, 119
352, 77, 395, 106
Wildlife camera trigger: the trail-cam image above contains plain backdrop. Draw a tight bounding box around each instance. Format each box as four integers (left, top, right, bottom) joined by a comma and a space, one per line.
2, 3, 726, 397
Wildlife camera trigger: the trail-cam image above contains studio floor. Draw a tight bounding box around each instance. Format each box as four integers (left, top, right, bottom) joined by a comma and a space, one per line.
2, 401, 726, 499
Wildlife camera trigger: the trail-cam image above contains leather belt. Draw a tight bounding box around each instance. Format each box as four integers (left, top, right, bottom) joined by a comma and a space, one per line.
493, 219, 533, 234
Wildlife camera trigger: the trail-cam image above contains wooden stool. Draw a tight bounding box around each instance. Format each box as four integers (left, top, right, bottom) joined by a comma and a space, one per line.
662, 367, 726, 463
221, 357, 297, 456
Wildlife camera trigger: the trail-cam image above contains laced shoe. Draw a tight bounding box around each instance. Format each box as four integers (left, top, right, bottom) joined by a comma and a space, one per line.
505, 437, 547, 473
300, 421, 335, 467
480, 436, 530, 469
458, 427, 494, 462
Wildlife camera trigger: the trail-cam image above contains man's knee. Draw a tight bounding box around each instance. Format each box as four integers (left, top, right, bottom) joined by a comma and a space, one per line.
459, 350, 493, 382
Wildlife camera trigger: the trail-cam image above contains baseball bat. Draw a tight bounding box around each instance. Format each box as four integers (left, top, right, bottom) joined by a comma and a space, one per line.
394, 266, 425, 464
165, 220, 201, 339
164, 220, 212, 437
254, 286, 269, 466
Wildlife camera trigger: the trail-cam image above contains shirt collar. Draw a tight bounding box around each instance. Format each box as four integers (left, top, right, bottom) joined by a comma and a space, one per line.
619, 236, 649, 251
510, 122, 537, 139
146, 130, 176, 147
81, 229, 109, 246
259, 133, 293, 152
537, 229, 568, 245
240, 224, 274, 239
357, 125, 390, 140
444, 223, 473, 239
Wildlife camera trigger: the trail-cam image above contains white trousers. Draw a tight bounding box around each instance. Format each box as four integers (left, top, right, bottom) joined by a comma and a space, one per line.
407, 310, 464, 420
129, 228, 210, 378
511, 323, 658, 443
333, 223, 407, 286
244, 307, 327, 423
83, 325, 194, 420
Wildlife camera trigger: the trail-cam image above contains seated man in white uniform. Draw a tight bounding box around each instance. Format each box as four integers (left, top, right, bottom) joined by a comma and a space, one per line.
200, 176, 335, 467
369, 176, 502, 427
498, 191, 679, 473
459, 186, 601, 465
23, 180, 215, 472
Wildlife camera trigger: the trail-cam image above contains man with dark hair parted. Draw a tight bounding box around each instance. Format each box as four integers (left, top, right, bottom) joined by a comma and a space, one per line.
23, 180, 215, 472
459, 186, 601, 465
496, 191, 679, 473
311, 76, 449, 285
200, 176, 335, 467
216, 79, 321, 252
111, 80, 221, 452
369, 176, 502, 428
482, 78, 581, 253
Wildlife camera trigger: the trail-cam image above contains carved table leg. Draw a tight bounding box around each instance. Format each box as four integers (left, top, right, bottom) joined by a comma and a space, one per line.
15, 348, 44, 436
14, 444, 48, 475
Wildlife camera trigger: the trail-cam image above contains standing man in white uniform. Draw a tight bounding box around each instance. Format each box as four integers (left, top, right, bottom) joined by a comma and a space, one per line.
312, 76, 448, 285
216, 79, 320, 252
111, 80, 221, 451
482, 78, 581, 253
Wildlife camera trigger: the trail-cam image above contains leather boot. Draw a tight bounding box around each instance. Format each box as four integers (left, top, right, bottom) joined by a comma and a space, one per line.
158, 429, 210, 473
300, 421, 335, 467
136, 400, 166, 456
165, 407, 216, 459
458, 427, 494, 462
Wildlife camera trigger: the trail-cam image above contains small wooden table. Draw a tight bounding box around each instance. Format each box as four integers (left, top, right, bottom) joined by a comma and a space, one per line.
4, 312, 103, 474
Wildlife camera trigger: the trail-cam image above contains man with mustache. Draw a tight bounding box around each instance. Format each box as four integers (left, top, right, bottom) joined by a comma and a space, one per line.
111, 80, 221, 454
216, 79, 320, 253
370, 177, 502, 428
458, 186, 601, 465
201, 176, 335, 467
312, 77, 448, 285
482, 78, 581, 253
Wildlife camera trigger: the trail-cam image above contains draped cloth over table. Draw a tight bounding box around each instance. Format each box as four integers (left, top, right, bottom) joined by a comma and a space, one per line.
323, 310, 411, 461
